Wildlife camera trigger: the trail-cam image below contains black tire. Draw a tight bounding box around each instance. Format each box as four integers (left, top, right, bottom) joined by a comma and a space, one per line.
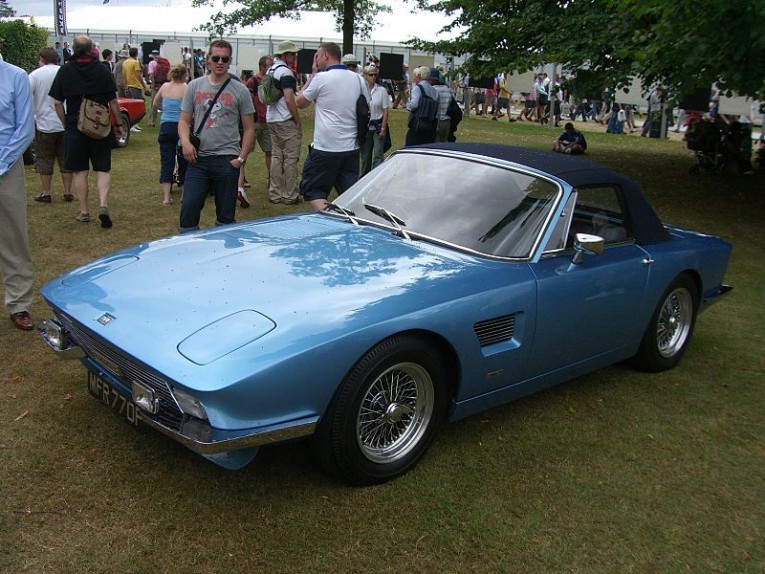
630, 274, 699, 372
113, 112, 130, 148
314, 335, 450, 486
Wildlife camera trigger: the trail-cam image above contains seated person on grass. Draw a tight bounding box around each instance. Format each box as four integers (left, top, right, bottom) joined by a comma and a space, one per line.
553, 122, 587, 154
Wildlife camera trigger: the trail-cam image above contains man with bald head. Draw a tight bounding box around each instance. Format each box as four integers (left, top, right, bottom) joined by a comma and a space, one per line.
49, 34, 123, 228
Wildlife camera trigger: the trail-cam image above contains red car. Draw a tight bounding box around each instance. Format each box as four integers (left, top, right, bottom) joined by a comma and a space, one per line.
113, 97, 147, 148
23, 97, 146, 164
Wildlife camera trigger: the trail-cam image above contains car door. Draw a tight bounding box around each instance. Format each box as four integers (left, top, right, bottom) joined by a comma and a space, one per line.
528, 184, 651, 374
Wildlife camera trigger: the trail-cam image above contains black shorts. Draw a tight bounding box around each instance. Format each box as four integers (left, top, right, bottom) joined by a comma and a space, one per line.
64, 128, 112, 172
300, 147, 359, 202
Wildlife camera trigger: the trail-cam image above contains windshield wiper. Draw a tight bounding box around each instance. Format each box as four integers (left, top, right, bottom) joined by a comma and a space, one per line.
363, 201, 410, 239
323, 203, 359, 225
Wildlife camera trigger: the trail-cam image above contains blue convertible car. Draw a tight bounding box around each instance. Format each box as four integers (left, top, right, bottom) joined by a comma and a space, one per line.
39, 144, 732, 485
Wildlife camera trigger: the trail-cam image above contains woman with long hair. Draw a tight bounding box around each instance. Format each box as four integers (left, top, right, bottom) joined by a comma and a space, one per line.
152, 64, 189, 205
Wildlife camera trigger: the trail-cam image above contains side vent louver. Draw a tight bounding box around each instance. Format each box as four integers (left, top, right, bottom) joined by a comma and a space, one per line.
473, 314, 516, 347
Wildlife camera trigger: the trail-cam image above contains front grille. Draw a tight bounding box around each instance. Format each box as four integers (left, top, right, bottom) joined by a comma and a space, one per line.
473, 314, 516, 347
57, 313, 184, 430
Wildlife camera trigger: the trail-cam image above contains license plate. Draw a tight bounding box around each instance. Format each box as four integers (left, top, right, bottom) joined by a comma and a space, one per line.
87, 371, 141, 427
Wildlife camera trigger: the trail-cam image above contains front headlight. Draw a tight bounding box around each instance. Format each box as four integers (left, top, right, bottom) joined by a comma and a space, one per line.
171, 386, 208, 420
38, 318, 84, 359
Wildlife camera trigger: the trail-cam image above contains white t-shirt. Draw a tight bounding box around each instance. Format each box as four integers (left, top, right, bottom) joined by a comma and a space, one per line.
265, 58, 297, 124
28, 64, 64, 133
301, 65, 371, 152
369, 82, 391, 122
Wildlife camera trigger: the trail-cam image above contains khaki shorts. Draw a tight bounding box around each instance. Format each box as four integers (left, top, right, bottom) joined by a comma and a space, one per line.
254, 121, 272, 154
34, 130, 71, 175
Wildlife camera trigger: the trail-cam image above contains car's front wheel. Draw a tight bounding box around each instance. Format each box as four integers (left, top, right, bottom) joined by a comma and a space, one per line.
631, 274, 699, 372
315, 335, 450, 485
113, 111, 130, 148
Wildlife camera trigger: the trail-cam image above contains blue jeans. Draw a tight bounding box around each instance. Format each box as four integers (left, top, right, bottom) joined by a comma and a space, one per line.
179, 155, 239, 233
157, 122, 187, 185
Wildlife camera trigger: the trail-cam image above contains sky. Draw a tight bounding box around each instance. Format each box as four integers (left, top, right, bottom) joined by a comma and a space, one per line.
12, 0, 458, 44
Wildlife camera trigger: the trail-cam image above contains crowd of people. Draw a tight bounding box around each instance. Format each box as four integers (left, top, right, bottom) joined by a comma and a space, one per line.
0, 34, 464, 330
3, 34, 760, 332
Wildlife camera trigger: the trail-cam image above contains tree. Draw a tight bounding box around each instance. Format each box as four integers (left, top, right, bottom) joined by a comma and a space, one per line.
0, 19, 48, 71
0, 0, 16, 18
615, 0, 765, 100
408, 0, 765, 101
191, 0, 391, 55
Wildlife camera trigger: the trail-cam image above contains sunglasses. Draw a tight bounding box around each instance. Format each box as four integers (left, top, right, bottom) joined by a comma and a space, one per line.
210, 55, 231, 63
367, 73, 377, 77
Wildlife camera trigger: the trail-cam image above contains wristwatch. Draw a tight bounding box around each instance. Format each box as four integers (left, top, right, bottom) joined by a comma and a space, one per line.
236, 156, 246, 165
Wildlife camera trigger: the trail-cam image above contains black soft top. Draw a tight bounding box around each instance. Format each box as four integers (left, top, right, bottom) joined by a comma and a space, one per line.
412, 143, 672, 245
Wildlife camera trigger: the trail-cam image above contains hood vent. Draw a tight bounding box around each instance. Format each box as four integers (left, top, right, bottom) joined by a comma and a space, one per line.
474, 314, 516, 347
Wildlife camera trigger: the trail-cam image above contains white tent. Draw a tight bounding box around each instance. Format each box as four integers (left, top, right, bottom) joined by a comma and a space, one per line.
26, 2, 457, 45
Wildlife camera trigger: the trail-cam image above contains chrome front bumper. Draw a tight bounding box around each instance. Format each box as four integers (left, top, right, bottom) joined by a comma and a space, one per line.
39, 317, 317, 457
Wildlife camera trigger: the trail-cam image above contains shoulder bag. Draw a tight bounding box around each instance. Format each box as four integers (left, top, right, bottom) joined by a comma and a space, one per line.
77, 98, 112, 140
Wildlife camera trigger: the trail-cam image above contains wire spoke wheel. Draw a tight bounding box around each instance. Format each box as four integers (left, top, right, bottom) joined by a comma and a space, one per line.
356, 362, 434, 464
656, 286, 694, 358
631, 274, 698, 372
315, 335, 449, 485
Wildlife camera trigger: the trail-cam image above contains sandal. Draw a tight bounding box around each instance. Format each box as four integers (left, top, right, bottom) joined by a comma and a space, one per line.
63, 194, 74, 202
34, 194, 52, 203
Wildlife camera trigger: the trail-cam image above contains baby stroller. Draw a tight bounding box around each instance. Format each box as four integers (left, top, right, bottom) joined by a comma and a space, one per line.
686, 117, 726, 174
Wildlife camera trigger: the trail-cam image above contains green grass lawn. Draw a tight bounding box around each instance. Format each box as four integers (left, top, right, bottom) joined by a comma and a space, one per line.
2, 109, 763, 573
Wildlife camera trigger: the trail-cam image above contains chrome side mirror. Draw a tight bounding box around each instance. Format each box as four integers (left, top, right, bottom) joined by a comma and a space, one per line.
572, 233, 604, 264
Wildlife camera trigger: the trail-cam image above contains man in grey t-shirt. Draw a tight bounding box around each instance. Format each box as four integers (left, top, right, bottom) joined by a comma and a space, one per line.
178, 39, 255, 232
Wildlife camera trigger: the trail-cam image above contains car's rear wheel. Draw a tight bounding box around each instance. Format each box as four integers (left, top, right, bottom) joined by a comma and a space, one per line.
113, 112, 130, 148
631, 274, 698, 372
315, 335, 449, 485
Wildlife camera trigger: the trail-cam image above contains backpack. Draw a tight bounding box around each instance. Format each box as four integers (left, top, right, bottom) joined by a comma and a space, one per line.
154, 56, 170, 84
408, 84, 439, 135
258, 64, 288, 104
355, 75, 371, 147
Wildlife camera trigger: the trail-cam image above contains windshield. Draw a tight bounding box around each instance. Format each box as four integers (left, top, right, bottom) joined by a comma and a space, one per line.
332, 151, 561, 258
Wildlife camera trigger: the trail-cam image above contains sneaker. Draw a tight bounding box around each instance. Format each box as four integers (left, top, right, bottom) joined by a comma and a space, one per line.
63, 193, 74, 202
75, 212, 90, 223
98, 207, 113, 228
130, 125, 142, 132
34, 194, 52, 203
237, 188, 250, 208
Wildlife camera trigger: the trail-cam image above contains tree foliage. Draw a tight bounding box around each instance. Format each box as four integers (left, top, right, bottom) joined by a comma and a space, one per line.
0, 0, 16, 18
616, 0, 765, 99
191, 0, 391, 54
409, 0, 765, 100
0, 19, 49, 72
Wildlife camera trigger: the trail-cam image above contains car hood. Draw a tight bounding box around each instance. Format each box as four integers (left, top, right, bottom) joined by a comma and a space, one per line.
42, 214, 493, 379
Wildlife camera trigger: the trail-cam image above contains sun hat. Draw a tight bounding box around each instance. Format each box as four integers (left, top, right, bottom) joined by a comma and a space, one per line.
342, 53, 358, 66
275, 40, 298, 55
